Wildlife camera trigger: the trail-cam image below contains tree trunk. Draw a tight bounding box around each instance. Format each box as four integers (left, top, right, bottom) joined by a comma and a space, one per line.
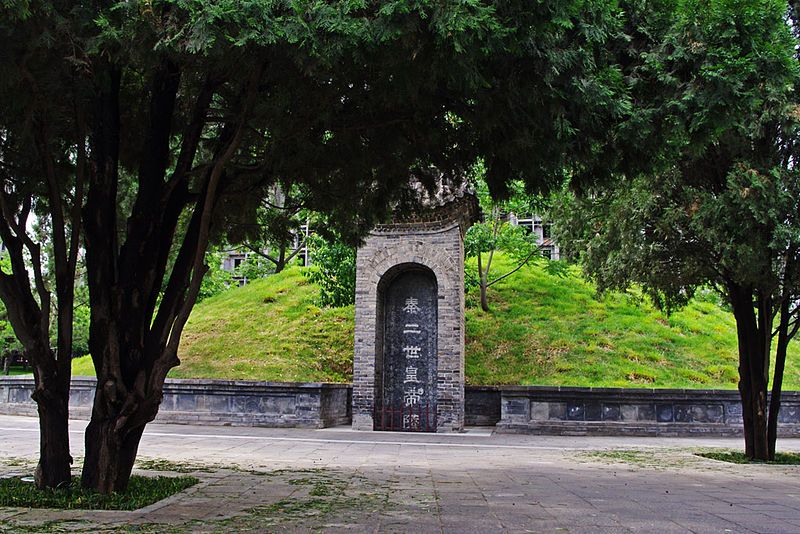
730, 284, 771, 461
81, 418, 146, 493
748, 378, 769, 461
78, 60, 250, 494
477, 252, 489, 312
768, 341, 787, 460
81, 384, 152, 493
737, 368, 755, 457
275, 245, 287, 274
768, 297, 792, 460
32, 384, 72, 489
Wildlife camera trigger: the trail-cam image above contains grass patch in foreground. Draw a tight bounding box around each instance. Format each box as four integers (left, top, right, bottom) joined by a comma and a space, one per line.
697, 450, 800, 465
0, 475, 197, 510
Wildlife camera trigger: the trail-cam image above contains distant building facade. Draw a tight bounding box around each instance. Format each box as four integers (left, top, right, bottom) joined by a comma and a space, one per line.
508, 213, 560, 260
221, 250, 251, 286
221, 223, 311, 286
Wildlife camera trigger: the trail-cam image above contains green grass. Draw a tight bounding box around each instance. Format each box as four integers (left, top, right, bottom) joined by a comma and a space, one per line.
0, 475, 197, 510
73, 267, 353, 382
2, 367, 33, 376
463, 255, 795, 388
697, 450, 800, 464
71, 257, 800, 389
180, 267, 353, 382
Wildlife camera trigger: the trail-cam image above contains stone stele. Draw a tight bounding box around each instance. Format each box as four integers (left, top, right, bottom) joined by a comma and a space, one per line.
352, 180, 480, 432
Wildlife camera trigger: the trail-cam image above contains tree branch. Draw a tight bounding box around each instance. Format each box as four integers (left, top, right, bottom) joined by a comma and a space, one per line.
487, 244, 544, 288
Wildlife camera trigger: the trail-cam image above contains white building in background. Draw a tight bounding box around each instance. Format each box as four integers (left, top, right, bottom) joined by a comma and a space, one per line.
221, 223, 311, 286
292, 223, 311, 267
221, 249, 250, 286
508, 213, 560, 260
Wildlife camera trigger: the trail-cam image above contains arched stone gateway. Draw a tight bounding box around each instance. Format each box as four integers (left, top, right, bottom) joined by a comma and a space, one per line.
352, 187, 480, 432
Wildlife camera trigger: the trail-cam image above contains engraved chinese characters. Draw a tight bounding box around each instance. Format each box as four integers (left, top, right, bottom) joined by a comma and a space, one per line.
381, 269, 438, 430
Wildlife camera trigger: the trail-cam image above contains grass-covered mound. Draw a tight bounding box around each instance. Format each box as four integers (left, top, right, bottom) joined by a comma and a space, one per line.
71, 257, 800, 389
72, 267, 353, 382
464, 255, 791, 388
174, 269, 354, 382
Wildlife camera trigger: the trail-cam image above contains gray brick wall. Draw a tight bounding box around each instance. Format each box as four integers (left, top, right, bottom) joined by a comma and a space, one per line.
0, 377, 351, 429
353, 220, 467, 432
496, 386, 800, 437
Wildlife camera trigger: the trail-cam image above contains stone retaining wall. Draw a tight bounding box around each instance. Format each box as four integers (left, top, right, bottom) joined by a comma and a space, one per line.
0, 376, 351, 429
465, 386, 501, 426
5, 378, 800, 436
496, 386, 800, 436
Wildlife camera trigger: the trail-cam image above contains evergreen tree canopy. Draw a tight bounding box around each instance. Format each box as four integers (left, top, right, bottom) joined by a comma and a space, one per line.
0, 0, 634, 492
554, 0, 800, 460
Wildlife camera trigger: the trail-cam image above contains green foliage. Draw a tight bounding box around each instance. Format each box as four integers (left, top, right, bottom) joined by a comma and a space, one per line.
0, 255, 19, 356
235, 255, 275, 281
0, 475, 197, 510
198, 251, 234, 303
0, 315, 21, 356
464, 165, 562, 310
465, 167, 550, 265
465, 217, 538, 265
224, 185, 309, 275
302, 235, 356, 308
70, 295, 90, 358
553, 0, 800, 313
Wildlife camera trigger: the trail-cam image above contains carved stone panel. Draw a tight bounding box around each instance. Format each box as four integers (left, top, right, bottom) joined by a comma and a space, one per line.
379, 269, 438, 430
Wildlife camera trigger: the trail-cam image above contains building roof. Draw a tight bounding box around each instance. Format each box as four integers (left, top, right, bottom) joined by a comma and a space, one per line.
372, 174, 481, 236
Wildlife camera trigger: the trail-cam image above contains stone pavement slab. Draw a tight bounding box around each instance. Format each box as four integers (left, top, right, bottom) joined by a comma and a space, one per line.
2, 415, 800, 532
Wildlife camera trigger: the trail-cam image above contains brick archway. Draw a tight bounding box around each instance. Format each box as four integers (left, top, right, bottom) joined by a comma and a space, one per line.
352, 221, 467, 432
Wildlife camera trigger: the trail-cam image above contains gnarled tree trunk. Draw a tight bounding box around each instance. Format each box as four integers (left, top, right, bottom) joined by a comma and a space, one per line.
81, 403, 149, 493
79, 58, 257, 493
730, 283, 771, 461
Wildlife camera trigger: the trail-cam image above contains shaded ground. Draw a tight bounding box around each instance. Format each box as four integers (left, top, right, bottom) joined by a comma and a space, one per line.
2, 415, 800, 533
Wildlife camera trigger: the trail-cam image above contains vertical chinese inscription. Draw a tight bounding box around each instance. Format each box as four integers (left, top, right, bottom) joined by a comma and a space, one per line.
381, 269, 437, 431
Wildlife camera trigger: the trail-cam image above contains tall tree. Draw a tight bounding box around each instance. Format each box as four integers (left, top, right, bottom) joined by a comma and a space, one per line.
0, 6, 86, 488
553, 0, 800, 460
1, 0, 629, 493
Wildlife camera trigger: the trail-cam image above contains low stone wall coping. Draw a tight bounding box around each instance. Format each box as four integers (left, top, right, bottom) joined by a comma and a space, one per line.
0, 376, 349, 390
493, 385, 752, 395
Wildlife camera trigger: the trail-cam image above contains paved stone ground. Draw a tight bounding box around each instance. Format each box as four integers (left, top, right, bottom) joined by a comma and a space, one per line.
2, 415, 800, 533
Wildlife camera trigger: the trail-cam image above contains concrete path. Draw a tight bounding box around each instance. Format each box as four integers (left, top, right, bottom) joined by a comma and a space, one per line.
2, 415, 800, 533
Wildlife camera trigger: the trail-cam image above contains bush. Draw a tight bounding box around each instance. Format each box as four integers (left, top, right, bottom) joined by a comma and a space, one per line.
302, 235, 356, 308
198, 250, 234, 302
